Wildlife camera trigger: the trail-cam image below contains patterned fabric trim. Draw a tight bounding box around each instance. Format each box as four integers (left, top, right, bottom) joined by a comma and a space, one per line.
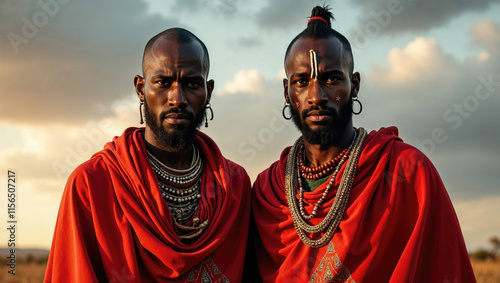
309, 242, 355, 283
185, 256, 230, 283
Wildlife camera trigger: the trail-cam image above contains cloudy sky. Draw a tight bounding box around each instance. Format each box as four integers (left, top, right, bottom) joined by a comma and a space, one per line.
1, 0, 499, 252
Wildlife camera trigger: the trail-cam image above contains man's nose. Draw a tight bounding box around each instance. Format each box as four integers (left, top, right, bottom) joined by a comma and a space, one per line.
307, 80, 328, 106
167, 82, 188, 108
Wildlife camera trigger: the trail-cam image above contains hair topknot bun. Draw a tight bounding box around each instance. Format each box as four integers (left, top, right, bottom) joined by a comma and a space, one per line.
285, 4, 353, 73
309, 5, 334, 27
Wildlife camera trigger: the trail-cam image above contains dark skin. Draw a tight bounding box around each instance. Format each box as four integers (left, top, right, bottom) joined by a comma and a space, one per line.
284, 37, 361, 167
134, 39, 214, 170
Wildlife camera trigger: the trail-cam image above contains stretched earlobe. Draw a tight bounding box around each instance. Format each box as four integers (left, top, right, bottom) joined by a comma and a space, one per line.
134, 75, 145, 100
351, 72, 361, 98
283, 78, 290, 104
204, 103, 214, 128
139, 100, 144, 124
206, 79, 215, 102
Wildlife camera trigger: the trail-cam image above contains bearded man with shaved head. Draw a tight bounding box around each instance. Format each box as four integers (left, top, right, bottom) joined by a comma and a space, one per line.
45, 28, 251, 282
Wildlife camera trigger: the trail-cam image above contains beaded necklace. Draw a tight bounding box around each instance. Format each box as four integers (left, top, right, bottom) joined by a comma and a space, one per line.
147, 145, 209, 240
285, 128, 367, 248
298, 147, 351, 180
297, 130, 356, 220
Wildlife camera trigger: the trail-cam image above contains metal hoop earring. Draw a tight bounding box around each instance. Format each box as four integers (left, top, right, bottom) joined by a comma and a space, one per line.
139, 101, 144, 124
205, 103, 214, 128
352, 98, 363, 115
282, 103, 292, 120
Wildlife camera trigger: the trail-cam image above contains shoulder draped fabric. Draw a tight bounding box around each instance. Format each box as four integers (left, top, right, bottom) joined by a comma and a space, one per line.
44, 127, 251, 282
251, 127, 476, 282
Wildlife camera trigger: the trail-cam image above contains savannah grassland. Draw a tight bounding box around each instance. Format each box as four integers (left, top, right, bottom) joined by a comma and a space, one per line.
0, 257, 498, 282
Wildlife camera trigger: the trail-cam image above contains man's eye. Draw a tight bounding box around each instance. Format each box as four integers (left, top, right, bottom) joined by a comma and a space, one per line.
327, 77, 340, 83
294, 78, 308, 86
186, 81, 202, 89
157, 80, 171, 86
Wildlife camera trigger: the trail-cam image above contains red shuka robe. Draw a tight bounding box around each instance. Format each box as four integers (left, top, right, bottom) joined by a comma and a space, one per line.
44, 127, 251, 282
252, 127, 476, 283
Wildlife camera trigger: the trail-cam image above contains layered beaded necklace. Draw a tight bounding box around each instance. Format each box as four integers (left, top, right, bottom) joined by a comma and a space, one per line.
147, 145, 209, 240
285, 128, 367, 248
297, 130, 356, 220
299, 147, 351, 180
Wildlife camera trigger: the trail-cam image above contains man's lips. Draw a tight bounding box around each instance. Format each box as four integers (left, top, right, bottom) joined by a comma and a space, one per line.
164, 113, 190, 125
306, 110, 332, 122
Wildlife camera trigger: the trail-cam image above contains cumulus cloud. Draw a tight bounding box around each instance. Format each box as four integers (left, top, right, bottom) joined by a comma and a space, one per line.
207, 68, 301, 180
219, 69, 266, 95
366, 37, 460, 87
350, 26, 500, 257
358, 21, 500, 202
476, 51, 491, 62
0, 93, 138, 190
205, 72, 299, 179
0, 0, 178, 126
470, 19, 500, 53
350, 0, 500, 36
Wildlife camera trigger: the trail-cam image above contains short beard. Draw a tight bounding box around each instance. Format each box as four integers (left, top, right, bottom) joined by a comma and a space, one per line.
144, 100, 205, 150
291, 96, 353, 147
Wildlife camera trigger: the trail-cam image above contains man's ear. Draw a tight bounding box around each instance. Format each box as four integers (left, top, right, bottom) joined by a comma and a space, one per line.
134, 75, 145, 101
206, 79, 214, 103
351, 72, 361, 98
283, 78, 290, 104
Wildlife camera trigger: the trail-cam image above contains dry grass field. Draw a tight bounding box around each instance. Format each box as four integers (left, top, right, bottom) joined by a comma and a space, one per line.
471, 259, 500, 283
0, 259, 498, 282
0, 263, 46, 283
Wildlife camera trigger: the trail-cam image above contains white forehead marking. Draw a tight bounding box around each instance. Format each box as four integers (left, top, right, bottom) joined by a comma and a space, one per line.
309, 49, 318, 79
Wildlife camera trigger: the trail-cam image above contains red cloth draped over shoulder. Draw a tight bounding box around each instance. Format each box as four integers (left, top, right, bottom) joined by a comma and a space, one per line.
44, 127, 251, 282
252, 127, 476, 283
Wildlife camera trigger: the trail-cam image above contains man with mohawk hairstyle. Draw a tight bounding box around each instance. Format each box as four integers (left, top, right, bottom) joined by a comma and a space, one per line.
250, 6, 476, 282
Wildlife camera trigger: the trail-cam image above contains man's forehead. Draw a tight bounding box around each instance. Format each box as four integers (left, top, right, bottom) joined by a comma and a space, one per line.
143, 39, 205, 75
285, 37, 346, 76
148, 39, 203, 61
286, 37, 344, 67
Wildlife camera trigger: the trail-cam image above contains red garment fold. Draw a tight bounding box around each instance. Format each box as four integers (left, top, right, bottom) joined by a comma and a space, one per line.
252, 127, 476, 282
45, 127, 251, 282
